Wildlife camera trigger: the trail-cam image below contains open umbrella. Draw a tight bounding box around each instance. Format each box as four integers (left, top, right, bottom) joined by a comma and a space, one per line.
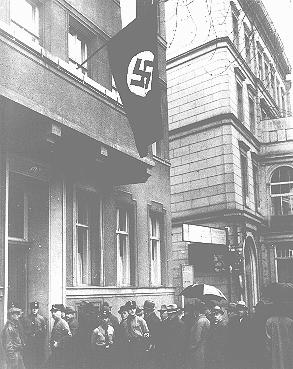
180, 283, 227, 300
262, 282, 293, 302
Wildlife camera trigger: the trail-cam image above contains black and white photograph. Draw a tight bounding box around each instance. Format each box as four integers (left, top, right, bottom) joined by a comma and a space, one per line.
0, 0, 293, 368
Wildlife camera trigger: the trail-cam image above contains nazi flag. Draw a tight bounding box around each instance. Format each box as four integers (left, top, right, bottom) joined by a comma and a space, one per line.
107, 4, 163, 157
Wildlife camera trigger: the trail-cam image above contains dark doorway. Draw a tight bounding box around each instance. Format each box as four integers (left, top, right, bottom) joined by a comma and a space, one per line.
8, 242, 29, 311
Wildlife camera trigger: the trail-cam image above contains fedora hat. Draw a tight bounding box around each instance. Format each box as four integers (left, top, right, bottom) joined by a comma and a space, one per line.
143, 300, 155, 311
158, 304, 168, 312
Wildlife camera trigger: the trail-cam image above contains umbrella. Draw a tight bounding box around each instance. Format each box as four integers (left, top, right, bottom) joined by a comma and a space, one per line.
180, 283, 227, 300
262, 282, 293, 302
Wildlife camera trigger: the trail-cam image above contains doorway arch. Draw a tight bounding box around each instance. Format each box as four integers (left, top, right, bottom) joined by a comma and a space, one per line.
243, 236, 258, 310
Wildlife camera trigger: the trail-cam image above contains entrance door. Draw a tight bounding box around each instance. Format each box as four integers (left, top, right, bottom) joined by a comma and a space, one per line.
244, 237, 258, 310
8, 242, 28, 311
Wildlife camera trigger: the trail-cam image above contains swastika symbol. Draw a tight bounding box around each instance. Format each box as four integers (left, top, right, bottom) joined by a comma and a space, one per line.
127, 51, 155, 97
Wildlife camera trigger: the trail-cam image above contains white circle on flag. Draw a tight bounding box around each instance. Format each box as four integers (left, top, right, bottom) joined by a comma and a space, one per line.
127, 51, 155, 97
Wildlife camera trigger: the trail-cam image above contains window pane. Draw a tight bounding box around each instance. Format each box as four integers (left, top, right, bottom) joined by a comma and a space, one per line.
118, 209, 127, 231
279, 167, 291, 182
271, 184, 281, 195
272, 197, 281, 215
281, 196, 291, 215
77, 193, 88, 224
11, 0, 39, 36
281, 184, 290, 194
8, 179, 25, 239
77, 226, 88, 284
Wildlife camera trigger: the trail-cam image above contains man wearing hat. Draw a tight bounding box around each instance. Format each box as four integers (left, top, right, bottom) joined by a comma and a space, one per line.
115, 305, 129, 369
63, 306, 79, 369
188, 301, 210, 369
91, 309, 115, 369
227, 301, 251, 369
163, 304, 185, 369
101, 301, 119, 332
143, 300, 161, 367
1, 307, 25, 369
22, 301, 47, 369
125, 300, 149, 369
45, 304, 71, 369
206, 305, 228, 369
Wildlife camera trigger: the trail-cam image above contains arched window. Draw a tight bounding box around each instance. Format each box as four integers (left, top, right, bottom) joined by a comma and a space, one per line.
271, 166, 293, 215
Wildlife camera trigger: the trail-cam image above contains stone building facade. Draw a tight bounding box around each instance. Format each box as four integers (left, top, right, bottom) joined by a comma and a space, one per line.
166, 0, 292, 308
0, 0, 174, 358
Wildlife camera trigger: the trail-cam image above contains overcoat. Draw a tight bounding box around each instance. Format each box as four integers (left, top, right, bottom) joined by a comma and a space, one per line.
22, 313, 47, 369
1, 319, 26, 369
266, 316, 293, 369
188, 314, 210, 369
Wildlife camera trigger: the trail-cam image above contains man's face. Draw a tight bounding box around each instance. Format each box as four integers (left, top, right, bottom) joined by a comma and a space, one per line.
66, 313, 74, 321
128, 308, 136, 316
31, 308, 39, 315
121, 311, 128, 320
237, 309, 246, 318
51, 310, 61, 320
213, 312, 223, 325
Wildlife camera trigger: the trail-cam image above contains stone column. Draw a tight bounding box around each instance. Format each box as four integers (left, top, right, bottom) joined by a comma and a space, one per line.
0, 98, 8, 340
49, 175, 65, 312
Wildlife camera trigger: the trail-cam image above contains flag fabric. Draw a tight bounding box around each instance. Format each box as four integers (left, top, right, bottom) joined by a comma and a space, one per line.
107, 4, 163, 157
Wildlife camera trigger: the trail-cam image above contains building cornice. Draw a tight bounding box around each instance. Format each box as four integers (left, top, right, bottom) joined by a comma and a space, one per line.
171, 207, 264, 227
169, 113, 261, 150
238, 0, 291, 77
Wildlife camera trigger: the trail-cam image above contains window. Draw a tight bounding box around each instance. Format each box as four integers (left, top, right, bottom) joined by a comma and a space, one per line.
252, 160, 259, 211
258, 52, 263, 81
236, 81, 244, 121
239, 143, 249, 206
271, 166, 293, 216
150, 214, 162, 286
276, 244, 293, 283
264, 60, 270, 89
271, 69, 276, 99
245, 34, 251, 64
276, 79, 281, 108
75, 190, 101, 286
281, 88, 286, 117
68, 25, 89, 75
232, 13, 239, 49
116, 208, 130, 286
8, 173, 28, 241
248, 95, 256, 133
10, 0, 40, 43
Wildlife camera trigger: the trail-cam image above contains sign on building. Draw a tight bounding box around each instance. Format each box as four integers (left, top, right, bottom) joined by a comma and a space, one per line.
182, 224, 227, 245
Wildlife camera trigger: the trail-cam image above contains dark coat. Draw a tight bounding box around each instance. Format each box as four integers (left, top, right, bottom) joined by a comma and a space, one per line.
266, 316, 293, 369
163, 315, 185, 369
144, 311, 161, 349
206, 323, 228, 369
22, 313, 47, 369
227, 314, 252, 369
45, 317, 71, 369
1, 319, 26, 369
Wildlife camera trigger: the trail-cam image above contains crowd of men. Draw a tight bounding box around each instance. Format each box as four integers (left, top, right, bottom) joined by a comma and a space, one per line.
1, 298, 293, 369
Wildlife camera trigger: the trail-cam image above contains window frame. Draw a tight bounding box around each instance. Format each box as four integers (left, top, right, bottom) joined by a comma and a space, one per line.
116, 207, 131, 287
236, 80, 244, 122
252, 155, 259, 212
149, 213, 162, 286
10, 0, 41, 44
239, 142, 249, 207
68, 19, 92, 76
232, 12, 239, 49
8, 173, 29, 243
248, 94, 256, 134
73, 188, 101, 286
270, 166, 293, 216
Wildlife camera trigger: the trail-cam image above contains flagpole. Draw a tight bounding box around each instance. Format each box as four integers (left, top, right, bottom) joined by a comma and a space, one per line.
77, 39, 111, 70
